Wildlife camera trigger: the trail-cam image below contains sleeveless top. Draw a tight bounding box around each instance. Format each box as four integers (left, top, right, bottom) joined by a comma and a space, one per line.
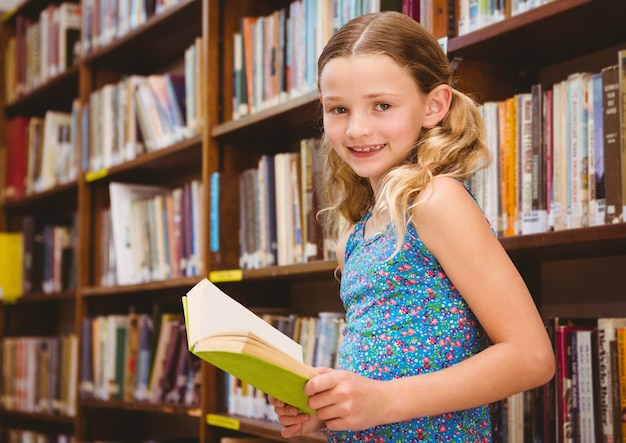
327, 210, 492, 443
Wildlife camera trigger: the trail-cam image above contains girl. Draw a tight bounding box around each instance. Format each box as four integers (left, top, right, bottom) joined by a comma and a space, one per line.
270, 10, 555, 442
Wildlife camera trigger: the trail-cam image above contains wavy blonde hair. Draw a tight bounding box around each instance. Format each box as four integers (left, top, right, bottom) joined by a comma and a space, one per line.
317, 11, 490, 250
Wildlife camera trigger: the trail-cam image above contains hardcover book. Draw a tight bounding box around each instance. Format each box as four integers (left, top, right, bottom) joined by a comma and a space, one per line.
183, 278, 316, 413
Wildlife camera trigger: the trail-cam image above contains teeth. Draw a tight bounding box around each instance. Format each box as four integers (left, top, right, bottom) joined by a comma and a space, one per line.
352, 144, 384, 152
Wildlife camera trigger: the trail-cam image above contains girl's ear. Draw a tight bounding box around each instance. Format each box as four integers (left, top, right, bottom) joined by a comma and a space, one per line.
423, 85, 452, 128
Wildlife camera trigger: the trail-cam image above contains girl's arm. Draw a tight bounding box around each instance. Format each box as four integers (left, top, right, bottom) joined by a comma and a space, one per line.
302, 176, 555, 431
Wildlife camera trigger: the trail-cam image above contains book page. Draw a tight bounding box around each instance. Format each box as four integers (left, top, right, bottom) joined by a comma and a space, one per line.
185, 278, 303, 362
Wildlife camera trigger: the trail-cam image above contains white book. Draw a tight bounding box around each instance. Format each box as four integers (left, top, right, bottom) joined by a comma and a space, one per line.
567, 72, 590, 229
40, 110, 72, 191
597, 318, 626, 443
109, 182, 170, 285
574, 329, 597, 443
57, 2, 81, 73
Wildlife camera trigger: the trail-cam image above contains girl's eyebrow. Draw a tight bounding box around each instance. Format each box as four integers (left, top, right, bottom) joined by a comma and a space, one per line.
321, 95, 343, 103
322, 92, 398, 102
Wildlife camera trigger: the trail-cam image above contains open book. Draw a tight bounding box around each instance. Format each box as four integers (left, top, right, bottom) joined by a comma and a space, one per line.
182, 278, 316, 413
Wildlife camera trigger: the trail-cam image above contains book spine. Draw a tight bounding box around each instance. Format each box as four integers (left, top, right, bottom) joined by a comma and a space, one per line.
602, 65, 622, 224
617, 328, 626, 443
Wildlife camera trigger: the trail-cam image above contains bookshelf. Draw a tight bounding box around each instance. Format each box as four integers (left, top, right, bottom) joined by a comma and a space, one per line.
1, 0, 626, 442
0, 0, 210, 442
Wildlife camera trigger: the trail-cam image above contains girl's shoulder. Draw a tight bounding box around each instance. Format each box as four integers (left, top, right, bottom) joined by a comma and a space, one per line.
413, 176, 472, 209
411, 176, 485, 234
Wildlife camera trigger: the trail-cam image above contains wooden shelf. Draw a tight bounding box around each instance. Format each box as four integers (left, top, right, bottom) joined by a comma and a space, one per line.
80, 276, 200, 298
501, 224, 626, 262
84, 134, 203, 186
448, 0, 626, 69
212, 91, 321, 141
2, 0, 624, 441
0, 409, 75, 425
3, 181, 78, 215
2, 290, 75, 304
79, 398, 201, 417
4, 66, 79, 118
238, 260, 338, 281
209, 414, 326, 442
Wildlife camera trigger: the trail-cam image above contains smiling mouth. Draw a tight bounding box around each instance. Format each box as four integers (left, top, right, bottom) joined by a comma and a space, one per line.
350, 144, 386, 153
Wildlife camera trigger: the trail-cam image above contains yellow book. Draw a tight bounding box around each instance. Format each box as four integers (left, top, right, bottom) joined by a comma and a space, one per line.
183, 278, 316, 413
617, 327, 626, 443
0, 232, 23, 302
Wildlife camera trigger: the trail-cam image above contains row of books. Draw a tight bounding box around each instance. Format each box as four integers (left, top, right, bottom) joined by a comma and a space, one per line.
79, 310, 201, 407
471, 49, 626, 237
4, 2, 80, 102
1, 334, 78, 417
490, 317, 626, 443
2, 217, 77, 301
80, 0, 185, 57
87, 70, 192, 172
2, 37, 201, 203
3, 109, 79, 202
106, 180, 203, 286
457, 0, 554, 37
86, 37, 200, 173
211, 138, 332, 270
19, 215, 77, 297
231, 0, 402, 120
225, 311, 345, 421
4, 430, 74, 443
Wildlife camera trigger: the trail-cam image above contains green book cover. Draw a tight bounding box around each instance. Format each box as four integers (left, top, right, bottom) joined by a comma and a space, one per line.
183, 278, 315, 413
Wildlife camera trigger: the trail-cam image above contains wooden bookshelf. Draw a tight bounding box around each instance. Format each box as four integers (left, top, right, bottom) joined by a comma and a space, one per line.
0, 0, 212, 441
2, 0, 626, 442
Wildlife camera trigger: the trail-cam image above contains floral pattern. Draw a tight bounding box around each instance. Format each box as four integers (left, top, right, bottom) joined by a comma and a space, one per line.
327, 211, 492, 442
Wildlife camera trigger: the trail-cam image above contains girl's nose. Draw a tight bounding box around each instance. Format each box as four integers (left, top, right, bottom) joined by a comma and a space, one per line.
346, 114, 373, 138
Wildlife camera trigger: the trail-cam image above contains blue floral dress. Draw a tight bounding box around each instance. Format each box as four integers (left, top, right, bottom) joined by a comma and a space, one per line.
327, 211, 492, 442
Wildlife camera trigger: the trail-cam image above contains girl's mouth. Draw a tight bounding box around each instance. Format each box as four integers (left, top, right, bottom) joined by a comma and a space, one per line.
350, 144, 385, 153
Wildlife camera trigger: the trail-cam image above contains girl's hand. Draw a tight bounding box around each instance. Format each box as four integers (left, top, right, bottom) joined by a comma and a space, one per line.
268, 396, 325, 438
305, 367, 389, 431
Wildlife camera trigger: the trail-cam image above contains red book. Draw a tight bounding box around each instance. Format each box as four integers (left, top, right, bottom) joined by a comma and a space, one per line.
554, 321, 596, 443
3, 117, 30, 201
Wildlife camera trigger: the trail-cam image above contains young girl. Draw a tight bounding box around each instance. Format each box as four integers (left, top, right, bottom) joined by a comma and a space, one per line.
270, 11, 555, 442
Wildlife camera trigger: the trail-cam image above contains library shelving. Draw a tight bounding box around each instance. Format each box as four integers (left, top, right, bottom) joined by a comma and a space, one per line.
0, 0, 210, 442
1, 0, 626, 442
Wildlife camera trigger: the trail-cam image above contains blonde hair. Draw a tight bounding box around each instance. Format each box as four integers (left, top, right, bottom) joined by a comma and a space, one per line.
317, 11, 490, 248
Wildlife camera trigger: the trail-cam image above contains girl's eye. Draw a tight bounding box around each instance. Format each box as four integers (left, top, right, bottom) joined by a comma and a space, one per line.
375, 103, 391, 111
331, 106, 348, 114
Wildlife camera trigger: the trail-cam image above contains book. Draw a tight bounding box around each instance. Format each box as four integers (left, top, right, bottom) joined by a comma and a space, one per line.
617, 328, 626, 443
257, 155, 277, 267
148, 312, 181, 403
57, 2, 81, 73
183, 278, 316, 413
571, 328, 599, 443
597, 317, 626, 443
209, 171, 241, 270
548, 317, 597, 443
602, 64, 622, 224
109, 182, 171, 285
589, 71, 606, 226
0, 232, 23, 302
3, 117, 29, 202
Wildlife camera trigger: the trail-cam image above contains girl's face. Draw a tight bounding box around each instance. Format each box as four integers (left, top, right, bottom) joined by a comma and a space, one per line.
319, 54, 428, 191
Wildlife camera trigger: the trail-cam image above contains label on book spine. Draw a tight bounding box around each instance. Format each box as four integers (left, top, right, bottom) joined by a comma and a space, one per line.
85, 169, 109, 182
206, 413, 240, 430
209, 269, 243, 282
